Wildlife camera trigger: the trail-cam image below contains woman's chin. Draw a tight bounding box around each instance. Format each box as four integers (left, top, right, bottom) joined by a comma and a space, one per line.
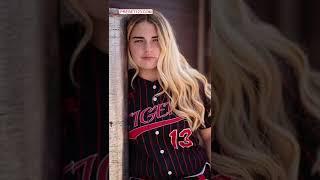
138, 65, 158, 71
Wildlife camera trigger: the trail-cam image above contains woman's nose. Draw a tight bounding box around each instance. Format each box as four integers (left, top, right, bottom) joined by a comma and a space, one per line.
144, 42, 152, 52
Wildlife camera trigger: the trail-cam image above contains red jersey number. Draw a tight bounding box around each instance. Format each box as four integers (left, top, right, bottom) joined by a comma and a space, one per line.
169, 128, 193, 149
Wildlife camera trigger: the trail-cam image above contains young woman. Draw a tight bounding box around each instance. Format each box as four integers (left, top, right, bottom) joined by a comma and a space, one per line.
124, 10, 212, 179
212, 0, 320, 179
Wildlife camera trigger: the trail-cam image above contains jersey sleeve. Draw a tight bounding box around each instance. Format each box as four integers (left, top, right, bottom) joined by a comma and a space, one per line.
199, 82, 213, 129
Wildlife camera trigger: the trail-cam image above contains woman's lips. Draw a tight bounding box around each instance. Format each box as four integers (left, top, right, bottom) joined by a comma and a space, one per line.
142, 57, 156, 60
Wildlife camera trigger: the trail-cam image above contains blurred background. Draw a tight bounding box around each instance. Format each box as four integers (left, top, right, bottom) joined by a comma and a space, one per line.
245, 0, 320, 70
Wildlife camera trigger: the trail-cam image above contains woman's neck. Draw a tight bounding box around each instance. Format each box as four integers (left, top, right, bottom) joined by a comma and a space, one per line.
139, 69, 159, 82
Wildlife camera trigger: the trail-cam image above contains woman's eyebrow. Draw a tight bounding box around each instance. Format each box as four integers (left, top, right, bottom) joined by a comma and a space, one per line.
131, 36, 158, 40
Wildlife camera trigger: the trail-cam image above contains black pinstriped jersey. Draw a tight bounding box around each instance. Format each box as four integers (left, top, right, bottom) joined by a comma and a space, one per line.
128, 69, 212, 179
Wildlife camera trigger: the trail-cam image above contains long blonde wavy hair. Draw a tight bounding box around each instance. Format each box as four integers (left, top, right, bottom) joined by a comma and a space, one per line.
123, 10, 211, 131
212, 0, 320, 179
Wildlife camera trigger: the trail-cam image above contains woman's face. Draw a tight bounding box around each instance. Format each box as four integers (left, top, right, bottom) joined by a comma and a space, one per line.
129, 21, 161, 71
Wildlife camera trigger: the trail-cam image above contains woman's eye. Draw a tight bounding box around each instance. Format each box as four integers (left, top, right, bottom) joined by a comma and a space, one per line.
134, 40, 143, 43
153, 39, 159, 42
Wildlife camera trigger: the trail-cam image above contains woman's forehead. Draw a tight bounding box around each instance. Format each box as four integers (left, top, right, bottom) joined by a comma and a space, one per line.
130, 21, 158, 37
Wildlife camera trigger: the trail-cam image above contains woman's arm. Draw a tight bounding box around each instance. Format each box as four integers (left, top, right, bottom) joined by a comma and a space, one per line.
199, 127, 212, 162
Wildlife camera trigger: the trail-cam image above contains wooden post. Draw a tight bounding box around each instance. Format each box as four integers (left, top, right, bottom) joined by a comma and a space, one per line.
109, 8, 128, 180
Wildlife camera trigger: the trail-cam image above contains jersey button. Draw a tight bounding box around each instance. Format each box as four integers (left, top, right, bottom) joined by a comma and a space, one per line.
153, 85, 157, 89
168, 171, 172, 175
160, 150, 164, 154
153, 97, 157, 101
155, 130, 159, 135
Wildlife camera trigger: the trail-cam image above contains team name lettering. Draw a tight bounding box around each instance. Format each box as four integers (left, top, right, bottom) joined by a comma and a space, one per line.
129, 102, 173, 127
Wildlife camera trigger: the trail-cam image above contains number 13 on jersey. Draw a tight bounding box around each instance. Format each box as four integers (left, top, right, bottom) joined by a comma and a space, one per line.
169, 128, 193, 149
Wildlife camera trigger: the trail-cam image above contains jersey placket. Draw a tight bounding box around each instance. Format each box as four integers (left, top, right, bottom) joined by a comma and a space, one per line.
149, 80, 178, 177
150, 80, 173, 177
158, 87, 179, 177
144, 79, 165, 177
